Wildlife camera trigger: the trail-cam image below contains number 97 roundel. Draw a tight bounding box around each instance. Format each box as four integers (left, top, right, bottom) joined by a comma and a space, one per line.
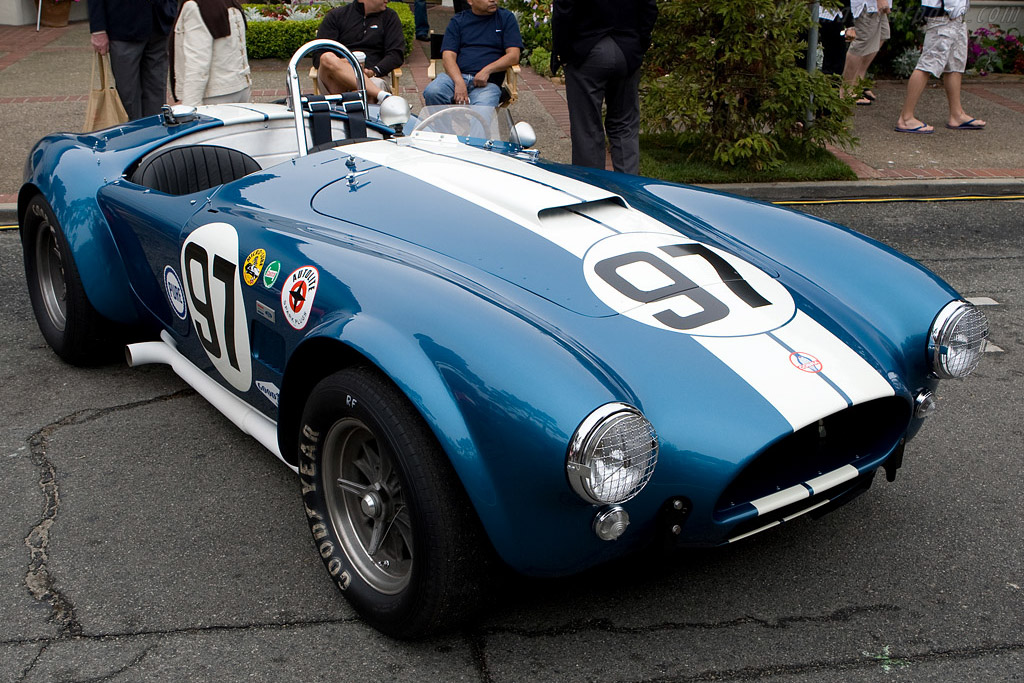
181, 223, 252, 392
583, 232, 795, 338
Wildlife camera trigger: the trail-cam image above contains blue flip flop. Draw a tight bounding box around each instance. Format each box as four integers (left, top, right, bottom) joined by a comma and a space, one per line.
894, 123, 934, 134
947, 118, 985, 130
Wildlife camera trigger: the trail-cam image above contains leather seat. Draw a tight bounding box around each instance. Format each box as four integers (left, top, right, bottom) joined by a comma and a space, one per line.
132, 144, 261, 195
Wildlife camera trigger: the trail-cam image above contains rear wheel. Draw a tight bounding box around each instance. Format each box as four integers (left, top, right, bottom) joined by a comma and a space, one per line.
298, 366, 490, 638
21, 195, 121, 365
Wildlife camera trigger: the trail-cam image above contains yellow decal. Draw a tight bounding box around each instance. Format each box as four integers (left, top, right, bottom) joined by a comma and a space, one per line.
242, 248, 267, 286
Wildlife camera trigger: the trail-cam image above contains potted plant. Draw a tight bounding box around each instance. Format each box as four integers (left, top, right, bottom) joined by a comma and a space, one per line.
38, 0, 79, 28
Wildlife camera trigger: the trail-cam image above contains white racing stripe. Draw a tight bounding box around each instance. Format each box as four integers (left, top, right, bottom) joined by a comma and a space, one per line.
695, 311, 894, 432
348, 138, 618, 252
696, 333, 851, 431
345, 138, 897, 431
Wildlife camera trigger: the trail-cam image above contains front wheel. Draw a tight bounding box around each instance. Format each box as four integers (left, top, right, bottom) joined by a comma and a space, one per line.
21, 194, 121, 365
297, 366, 490, 638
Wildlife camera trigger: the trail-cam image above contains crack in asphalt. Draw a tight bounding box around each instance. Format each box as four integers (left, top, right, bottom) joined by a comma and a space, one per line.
631, 640, 1024, 682
22, 389, 195, 639
0, 615, 359, 647
15, 643, 46, 682
474, 604, 901, 637
79, 645, 156, 683
3, 615, 1022, 681
464, 630, 492, 683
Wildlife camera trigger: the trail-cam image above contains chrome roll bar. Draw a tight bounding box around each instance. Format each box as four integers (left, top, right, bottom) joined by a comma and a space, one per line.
286, 39, 368, 158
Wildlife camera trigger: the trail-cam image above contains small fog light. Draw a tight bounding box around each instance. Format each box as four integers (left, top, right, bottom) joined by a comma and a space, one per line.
593, 506, 629, 541
915, 390, 936, 419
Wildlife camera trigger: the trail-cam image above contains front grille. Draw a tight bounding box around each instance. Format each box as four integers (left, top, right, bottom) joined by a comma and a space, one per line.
714, 397, 910, 520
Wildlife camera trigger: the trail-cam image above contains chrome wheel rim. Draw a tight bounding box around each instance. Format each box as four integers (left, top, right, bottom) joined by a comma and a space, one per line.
322, 417, 413, 594
34, 221, 67, 332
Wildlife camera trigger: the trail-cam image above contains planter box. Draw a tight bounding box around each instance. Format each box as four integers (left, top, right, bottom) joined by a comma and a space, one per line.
0, 0, 87, 27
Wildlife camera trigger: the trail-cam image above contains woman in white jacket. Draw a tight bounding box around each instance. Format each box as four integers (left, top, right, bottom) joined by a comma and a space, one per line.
170, 0, 252, 107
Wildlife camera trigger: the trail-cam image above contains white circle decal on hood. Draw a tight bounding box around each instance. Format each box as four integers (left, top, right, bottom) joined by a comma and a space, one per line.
583, 232, 795, 337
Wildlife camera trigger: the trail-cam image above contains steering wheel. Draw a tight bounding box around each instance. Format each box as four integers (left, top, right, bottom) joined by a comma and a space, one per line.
414, 106, 493, 136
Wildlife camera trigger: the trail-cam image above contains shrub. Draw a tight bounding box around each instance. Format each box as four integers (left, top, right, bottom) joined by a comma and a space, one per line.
529, 46, 552, 77
505, 0, 552, 60
242, 2, 414, 60
246, 18, 321, 59
969, 25, 1024, 75
891, 47, 922, 79
642, 0, 854, 170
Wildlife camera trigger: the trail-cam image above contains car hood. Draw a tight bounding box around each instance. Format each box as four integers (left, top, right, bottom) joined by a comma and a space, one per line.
306, 138, 904, 434
311, 137, 785, 319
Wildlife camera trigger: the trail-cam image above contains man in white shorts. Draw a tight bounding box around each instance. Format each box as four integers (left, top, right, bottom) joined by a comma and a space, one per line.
842, 0, 890, 105
895, 0, 986, 133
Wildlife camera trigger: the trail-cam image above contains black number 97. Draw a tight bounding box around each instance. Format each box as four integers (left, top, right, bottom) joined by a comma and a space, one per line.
183, 242, 240, 371
595, 244, 770, 330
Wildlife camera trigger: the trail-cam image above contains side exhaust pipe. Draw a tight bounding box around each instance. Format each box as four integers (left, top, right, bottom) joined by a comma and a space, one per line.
126, 331, 295, 472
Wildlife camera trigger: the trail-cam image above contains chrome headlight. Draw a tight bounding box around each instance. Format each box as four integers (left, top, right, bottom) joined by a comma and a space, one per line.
566, 403, 658, 504
928, 301, 988, 379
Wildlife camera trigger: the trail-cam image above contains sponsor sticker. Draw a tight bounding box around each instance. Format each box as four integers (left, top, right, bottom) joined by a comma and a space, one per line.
256, 300, 275, 323
243, 248, 266, 286
256, 380, 280, 406
263, 260, 281, 288
281, 266, 319, 330
163, 265, 188, 320
789, 351, 823, 373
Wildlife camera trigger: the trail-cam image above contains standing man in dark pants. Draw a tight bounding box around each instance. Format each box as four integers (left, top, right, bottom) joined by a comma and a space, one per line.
88, 0, 178, 120
551, 0, 657, 175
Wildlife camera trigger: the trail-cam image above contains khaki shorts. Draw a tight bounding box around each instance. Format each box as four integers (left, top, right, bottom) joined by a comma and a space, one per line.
369, 75, 392, 94
915, 15, 968, 77
848, 11, 891, 56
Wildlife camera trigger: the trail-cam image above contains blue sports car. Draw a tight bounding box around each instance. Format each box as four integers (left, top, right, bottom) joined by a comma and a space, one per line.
18, 42, 987, 637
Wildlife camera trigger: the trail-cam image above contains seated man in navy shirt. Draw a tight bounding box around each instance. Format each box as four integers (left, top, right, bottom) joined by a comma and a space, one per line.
423, 0, 522, 108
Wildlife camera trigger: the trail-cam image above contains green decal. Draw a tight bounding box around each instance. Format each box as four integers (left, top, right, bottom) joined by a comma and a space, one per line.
263, 260, 281, 288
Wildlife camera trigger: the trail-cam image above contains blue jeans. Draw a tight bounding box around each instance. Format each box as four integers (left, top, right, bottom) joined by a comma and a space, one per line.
413, 0, 429, 38
423, 73, 501, 107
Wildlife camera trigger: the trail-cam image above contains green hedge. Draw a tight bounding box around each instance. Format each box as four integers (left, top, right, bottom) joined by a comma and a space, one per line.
243, 3, 414, 61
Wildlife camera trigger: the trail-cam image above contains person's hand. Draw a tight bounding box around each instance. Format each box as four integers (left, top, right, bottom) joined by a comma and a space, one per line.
472, 68, 491, 89
91, 31, 109, 55
452, 80, 470, 105
878, 0, 891, 14
845, 26, 856, 42
363, 67, 376, 80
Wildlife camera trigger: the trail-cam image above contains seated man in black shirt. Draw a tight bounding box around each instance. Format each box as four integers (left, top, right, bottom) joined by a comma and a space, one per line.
314, 0, 405, 103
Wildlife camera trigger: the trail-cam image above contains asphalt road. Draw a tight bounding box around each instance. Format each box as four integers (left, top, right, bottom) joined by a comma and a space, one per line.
0, 198, 1021, 682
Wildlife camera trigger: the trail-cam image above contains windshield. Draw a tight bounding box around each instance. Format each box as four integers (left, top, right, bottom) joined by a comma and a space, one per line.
408, 105, 520, 145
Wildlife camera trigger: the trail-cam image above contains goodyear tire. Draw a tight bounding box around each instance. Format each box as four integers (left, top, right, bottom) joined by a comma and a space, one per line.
298, 366, 488, 638
21, 194, 121, 365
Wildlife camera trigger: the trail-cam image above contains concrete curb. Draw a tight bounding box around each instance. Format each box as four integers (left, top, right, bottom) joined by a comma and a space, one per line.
698, 177, 1024, 203
0, 203, 16, 226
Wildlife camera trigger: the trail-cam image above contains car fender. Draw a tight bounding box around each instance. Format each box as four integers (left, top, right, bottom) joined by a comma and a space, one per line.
20, 136, 144, 324
286, 271, 643, 576
21, 118, 228, 324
